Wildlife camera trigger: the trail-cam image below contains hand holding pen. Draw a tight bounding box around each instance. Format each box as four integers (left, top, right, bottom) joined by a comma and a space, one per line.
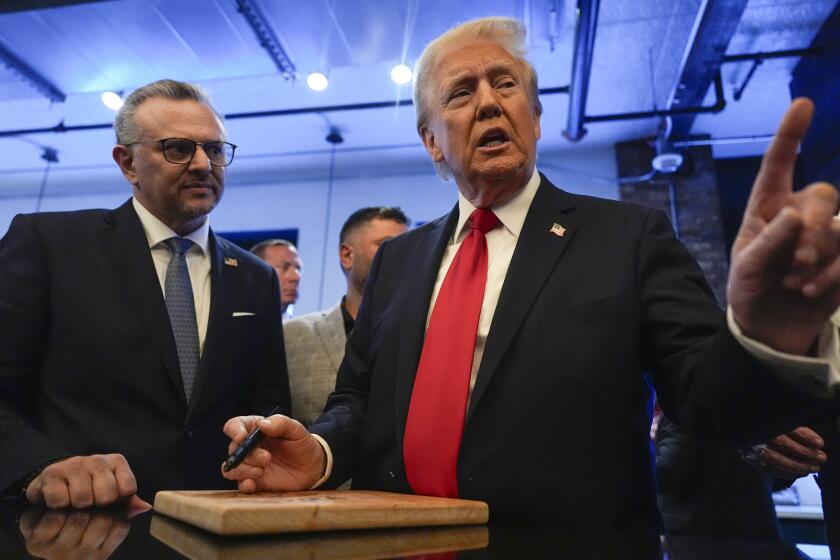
221, 410, 328, 493
222, 405, 283, 471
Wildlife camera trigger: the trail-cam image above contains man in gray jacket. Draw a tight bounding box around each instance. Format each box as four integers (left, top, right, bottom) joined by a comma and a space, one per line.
284, 207, 409, 425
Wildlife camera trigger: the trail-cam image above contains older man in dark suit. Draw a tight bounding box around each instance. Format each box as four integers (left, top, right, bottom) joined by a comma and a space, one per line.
0, 79, 290, 508
222, 18, 840, 531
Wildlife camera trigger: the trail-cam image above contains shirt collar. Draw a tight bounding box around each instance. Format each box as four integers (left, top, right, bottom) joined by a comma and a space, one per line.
132, 197, 210, 255
452, 167, 541, 244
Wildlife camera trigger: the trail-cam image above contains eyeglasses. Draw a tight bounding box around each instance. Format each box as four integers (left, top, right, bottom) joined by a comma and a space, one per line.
127, 138, 237, 167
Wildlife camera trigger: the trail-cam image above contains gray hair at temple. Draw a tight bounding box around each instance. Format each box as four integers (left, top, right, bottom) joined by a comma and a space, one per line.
412, 17, 543, 181
114, 79, 225, 145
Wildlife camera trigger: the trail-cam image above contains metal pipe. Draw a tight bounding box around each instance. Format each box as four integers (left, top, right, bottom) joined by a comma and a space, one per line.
672, 134, 773, 147
562, 0, 600, 141
0, 86, 571, 138
733, 59, 762, 101
668, 180, 680, 239
583, 71, 725, 124
722, 48, 819, 63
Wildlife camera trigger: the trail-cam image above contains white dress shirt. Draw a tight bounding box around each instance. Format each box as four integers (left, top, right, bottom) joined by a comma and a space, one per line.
428, 168, 541, 394
132, 198, 211, 354
728, 294, 840, 386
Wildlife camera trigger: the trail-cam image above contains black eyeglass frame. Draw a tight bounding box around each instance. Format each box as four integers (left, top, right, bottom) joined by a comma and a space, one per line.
125, 138, 237, 167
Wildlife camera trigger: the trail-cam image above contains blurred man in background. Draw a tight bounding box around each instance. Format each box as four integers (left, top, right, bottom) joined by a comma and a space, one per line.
251, 239, 303, 319
284, 207, 409, 426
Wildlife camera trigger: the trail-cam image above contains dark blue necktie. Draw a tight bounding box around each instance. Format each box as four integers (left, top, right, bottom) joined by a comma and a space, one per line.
164, 237, 200, 402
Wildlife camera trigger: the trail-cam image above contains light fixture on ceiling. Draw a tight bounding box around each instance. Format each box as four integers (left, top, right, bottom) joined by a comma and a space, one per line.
651, 151, 684, 174
101, 91, 124, 111
390, 64, 412, 85
651, 117, 684, 174
306, 72, 329, 91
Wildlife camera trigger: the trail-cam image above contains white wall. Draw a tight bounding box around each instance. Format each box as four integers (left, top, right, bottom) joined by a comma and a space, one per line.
0, 146, 618, 315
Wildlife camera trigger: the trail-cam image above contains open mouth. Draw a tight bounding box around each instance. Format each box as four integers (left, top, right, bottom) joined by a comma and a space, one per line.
479, 129, 510, 148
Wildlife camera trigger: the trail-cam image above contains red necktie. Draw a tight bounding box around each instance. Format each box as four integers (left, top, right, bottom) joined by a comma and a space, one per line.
403, 208, 500, 498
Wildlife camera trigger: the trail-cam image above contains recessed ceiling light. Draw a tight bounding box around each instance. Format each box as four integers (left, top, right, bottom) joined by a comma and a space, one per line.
390, 64, 412, 85
101, 91, 124, 111
306, 72, 329, 91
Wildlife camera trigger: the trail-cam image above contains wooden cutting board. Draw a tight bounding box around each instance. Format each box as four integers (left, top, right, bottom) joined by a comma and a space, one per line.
153, 490, 489, 535
150, 514, 490, 560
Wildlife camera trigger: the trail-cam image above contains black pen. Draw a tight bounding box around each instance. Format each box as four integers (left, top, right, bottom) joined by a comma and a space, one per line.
222, 405, 282, 472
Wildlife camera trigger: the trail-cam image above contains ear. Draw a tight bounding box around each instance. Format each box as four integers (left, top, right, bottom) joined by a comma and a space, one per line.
112, 145, 139, 185
420, 126, 444, 163
533, 112, 541, 141
339, 242, 354, 273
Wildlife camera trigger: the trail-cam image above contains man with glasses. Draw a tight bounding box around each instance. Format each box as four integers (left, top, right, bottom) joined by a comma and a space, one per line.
0, 79, 290, 509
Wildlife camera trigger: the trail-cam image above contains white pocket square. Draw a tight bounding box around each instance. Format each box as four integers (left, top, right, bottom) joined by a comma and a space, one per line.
232, 312, 256, 317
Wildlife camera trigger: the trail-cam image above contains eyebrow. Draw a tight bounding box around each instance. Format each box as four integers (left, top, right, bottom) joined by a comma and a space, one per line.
439, 62, 519, 92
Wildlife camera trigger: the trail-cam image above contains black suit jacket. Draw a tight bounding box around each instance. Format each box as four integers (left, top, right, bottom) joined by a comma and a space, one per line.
0, 199, 290, 501
309, 175, 836, 531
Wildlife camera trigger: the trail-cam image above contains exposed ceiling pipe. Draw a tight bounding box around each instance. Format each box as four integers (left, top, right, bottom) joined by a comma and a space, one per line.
672, 134, 774, 148
723, 48, 820, 63
576, 47, 813, 124
0, 85, 571, 138
725, 48, 820, 102
666, 0, 749, 139
562, 0, 600, 142
584, 71, 725, 123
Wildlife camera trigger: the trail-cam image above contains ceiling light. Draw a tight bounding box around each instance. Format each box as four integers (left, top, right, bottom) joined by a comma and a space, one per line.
101, 91, 124, 111
306, 72, 328, 91
652, 152, 684, 174
650, 116, 683, 174
390, 64, 412, 85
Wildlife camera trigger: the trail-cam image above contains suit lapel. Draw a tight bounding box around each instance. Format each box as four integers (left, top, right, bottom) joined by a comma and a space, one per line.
393, 208, 460, 445
187, 231, 233, 418
97, 200, 186, 407
466, 176, 578, 422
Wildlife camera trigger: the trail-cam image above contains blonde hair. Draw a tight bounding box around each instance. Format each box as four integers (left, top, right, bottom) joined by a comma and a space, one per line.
413, 17, 542, 180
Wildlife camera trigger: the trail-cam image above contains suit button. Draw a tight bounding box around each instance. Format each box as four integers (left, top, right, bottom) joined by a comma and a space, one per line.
184, 428, 192, 437
389, 471, 396, 479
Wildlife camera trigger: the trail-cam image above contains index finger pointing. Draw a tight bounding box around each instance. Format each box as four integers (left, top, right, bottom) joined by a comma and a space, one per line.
749, 98, 814, 211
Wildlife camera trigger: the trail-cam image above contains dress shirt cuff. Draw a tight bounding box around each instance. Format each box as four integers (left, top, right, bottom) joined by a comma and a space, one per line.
309, 433, 333, 489
726, 305, 840, 387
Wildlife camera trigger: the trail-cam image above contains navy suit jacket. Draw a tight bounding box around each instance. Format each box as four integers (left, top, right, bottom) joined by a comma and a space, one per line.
0, 199, 290, 501
310, 175, 836, 531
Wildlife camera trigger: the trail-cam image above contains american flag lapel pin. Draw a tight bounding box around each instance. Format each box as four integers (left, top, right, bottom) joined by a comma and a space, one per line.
224, 257, 238, 267
550, 223, 566, 237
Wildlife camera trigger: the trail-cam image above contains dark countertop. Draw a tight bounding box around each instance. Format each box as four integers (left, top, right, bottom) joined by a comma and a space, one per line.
0, 502, 814, 559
